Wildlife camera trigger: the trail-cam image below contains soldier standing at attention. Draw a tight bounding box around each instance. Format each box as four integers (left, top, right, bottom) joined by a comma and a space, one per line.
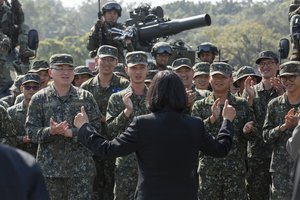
87, 2, 126, 62
244, 51, 284, 200
263, 61, 300, 200
150, 41, 173, 71
81, 45, 129, 200
196, 42, 218, 64
192, 62, 256, 200
106, 51, 150, 200
8, 73, 40, 157
25, 54, 102, 200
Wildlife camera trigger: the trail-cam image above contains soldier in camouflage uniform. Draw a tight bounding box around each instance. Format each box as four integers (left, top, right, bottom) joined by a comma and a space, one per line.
72, 65, 94, 87
192, 62, 211, 91
149, 41, 173, 71
196, 42, 218, 64
244, 51, 284, 200
7, 73, 40, 157
0, 104, 17, 146
25, 54, 102, 200
0, 0, 34, 58
192, 62, 256, 200
106, 51, 150, 200
263, 61, 300, 200
233, 66, 261, 97
14, 60, 51, 105
1, 74, 23, 106
81, 45, 129, 200
87, 2, 126, 62
172, 58, 210, 114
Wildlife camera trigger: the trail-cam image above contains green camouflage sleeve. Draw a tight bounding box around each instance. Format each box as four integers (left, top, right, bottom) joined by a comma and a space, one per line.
0, 106, 17, 146
106, 93, 131, 138
25, 94, 57, 143
262, 101, 284, 144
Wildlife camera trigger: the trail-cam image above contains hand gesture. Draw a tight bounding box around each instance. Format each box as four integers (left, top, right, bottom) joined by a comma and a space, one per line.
243, 121, 254, 134
123, 91, 133, 117
222, 99, 236, 122
244, 76, 254, 100
74, 106, 89, 129
186, 89, 196, 108
271, 77, 285, 96
49, 118, 69, 135
284, 108, 299, 129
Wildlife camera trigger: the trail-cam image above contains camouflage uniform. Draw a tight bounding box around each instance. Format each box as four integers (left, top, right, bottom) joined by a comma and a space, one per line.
244, 51, 280, 200
106, 85, 149, 200
0, 104, 17, 146
0, 74, 24, 106
26, 54, 101, 200
87, 22, 126, 62
0, 99, 9, 109
262, 61, 300, 200
192, 93, 255, 200
81, 45, 129, 200
262, 94, 295, 200
7, 100, 38, 156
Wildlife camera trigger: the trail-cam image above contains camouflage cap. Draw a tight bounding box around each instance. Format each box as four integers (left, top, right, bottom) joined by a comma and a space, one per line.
74, 65, 94, 77
193, 62, 210, 78
49, 54, 74, 67
126, 51, 148, 67
233, 66, 261, 86
29, 60, 49, 72
172, 58, 192, 70
10, 75, 24, 93
22, 73, 41, 85
279, 61, 300, 76
210, 62, 233, 77
145, 70, 158, 83
256, 50, 279, 64
97, 45, 118, 59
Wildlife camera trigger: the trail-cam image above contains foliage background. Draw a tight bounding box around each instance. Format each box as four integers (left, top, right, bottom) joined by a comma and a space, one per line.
21, 0, 290, 67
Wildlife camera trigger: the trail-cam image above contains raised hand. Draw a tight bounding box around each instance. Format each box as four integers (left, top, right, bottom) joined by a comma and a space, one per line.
74, 106, 89, 129
222, 99, 236, 122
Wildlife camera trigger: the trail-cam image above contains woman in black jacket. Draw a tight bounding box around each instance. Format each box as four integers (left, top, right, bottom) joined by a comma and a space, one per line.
74, 70, 236, 200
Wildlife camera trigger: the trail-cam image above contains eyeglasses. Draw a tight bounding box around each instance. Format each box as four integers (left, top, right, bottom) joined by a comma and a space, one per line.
259, 61, 275, 67
156, 46, 172, 55
23, 85, 39, 91
51, 67, 74, 72
280, 75, 298, 82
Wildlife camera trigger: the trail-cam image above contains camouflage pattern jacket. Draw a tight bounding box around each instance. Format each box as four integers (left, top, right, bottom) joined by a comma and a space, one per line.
245, 81, 279, 160
25, 84, 101, 178
7, 100, 37, 156
263, 93, 297, 175
0, 105, 17, 146
192, 93, 256, 175
106, 85, 149, 138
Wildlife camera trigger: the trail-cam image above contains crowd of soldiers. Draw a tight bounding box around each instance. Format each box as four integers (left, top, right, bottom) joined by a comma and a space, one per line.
1, 1, 300, 200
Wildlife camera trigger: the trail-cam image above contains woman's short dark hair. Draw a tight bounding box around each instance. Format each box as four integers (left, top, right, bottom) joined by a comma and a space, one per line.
147, 70, 187, 112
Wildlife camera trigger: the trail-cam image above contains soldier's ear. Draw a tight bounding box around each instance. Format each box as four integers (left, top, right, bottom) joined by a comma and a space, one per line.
48, 68, 53, 78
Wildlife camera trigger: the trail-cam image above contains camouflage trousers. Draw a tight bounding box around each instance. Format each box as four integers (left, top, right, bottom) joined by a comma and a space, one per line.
199, 171, 247, 200
114, 153, 138, 200
45, 176, 94, 200
270, 172, 293, 200
246, 158, 271, 200
93, 156, 115, 200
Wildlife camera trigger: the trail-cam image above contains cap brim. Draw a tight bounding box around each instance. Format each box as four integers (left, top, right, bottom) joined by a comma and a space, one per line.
173, 65, 192, 70
22, 80, 40, 85
233, 74, 261, 84
210, 71, 230, 77
127, 62, 148, 67
193, 71, 209, 78
99, 54, 117, 59
279, 72, 299, 76
52, 63, 74, 67
256, 57, 274, 64
74, 72, 94, 76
